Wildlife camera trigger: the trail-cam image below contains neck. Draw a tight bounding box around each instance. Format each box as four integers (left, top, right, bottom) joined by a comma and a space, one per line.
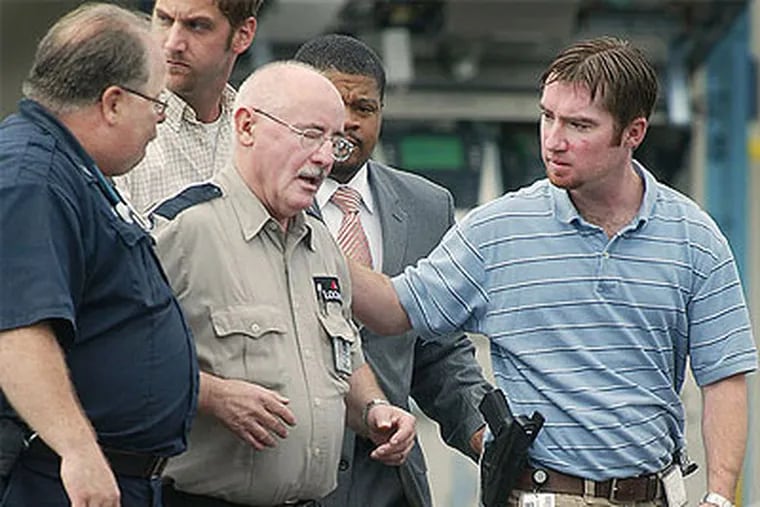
59, 108, 115, 175
570, 164, 643, 237
235, 158, 293, 233
275, 217, 290, 232
179, 83, 227, 123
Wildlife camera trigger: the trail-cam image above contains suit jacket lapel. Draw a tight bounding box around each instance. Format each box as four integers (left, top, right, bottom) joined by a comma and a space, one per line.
368, 161, 408, 276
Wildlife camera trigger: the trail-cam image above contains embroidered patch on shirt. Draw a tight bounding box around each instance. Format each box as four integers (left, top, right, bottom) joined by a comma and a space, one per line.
314, 276, 342, 306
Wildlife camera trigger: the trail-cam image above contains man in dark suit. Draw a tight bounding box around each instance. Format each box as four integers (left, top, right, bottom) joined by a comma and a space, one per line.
295, 34, 491, 507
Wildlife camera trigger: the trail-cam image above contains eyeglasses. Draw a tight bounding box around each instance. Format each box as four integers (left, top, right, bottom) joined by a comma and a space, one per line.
250, 107, 355, 162
120, 86, 168, 116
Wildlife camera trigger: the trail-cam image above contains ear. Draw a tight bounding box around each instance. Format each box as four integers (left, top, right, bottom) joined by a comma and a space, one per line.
230, 17, 256, 56
623, 117, 648, 150
99, 85, 126, 126
234, 107, 256, 146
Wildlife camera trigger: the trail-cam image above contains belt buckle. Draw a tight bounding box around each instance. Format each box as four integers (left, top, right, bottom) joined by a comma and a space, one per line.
145, 456, 169, 478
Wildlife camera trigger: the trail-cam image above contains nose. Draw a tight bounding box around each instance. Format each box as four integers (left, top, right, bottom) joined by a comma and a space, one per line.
310, 138, 335, 166
543, 122, 567, 152
344, 104, 361, 131
162, 23, 186, 53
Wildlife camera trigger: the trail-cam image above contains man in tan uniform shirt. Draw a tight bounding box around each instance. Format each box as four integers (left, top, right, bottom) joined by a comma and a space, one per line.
152, 62, 416, 507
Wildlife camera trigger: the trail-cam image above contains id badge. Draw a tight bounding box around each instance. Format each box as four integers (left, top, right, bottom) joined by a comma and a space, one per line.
519, 493, 556, 507
660, 464, 687, 507
332, 336, 352, 375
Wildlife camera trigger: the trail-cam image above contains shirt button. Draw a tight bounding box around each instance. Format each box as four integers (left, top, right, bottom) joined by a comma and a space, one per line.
339, 459, 349, 471
313, 447, 321, 457
250, 323, 260, 333
314, 398, 321, 407
303, 349, 312, 358
602, 251, 610, 258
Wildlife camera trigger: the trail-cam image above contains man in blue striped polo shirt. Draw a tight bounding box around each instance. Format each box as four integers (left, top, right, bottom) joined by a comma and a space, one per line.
349, 36, 758, 507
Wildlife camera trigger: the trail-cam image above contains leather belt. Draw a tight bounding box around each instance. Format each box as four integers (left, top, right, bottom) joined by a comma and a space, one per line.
25, 435, 168, 479
516, 467, 662, 503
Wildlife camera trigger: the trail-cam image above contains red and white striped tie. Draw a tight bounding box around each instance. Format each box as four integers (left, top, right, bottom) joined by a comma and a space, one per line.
331, 186, 373, 268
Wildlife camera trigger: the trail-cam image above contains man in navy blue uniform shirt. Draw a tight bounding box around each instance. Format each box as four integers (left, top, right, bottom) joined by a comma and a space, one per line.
0, 4, 197, 506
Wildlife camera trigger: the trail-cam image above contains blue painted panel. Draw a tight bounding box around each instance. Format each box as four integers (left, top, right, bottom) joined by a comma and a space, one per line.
706, 9, 749, 280
705, 8, 754, 505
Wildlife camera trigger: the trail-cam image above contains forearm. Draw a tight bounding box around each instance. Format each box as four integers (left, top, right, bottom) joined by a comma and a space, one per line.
198, 371, 223, 415
349, 259, 411, 336
411, 334, 489, 459
345, 363, 386, 436
701, 373, 749, 501
0, 322, 99, 457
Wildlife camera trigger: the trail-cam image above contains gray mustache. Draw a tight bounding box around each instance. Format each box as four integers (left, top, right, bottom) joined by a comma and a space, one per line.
298, 166, 325, 180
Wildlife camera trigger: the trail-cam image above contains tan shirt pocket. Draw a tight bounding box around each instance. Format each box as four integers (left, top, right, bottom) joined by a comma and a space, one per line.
210, 305, 288, 389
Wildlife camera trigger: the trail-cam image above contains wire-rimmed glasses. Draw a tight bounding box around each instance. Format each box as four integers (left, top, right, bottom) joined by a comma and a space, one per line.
250, 107, 355, 162
120, 86, 169, 116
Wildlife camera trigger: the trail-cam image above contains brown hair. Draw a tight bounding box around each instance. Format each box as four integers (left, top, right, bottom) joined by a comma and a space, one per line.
541, 36, 658, 134
216, 0, 263, 28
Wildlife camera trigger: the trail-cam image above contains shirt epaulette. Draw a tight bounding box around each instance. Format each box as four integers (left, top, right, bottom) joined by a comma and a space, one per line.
152, 183, 223, 221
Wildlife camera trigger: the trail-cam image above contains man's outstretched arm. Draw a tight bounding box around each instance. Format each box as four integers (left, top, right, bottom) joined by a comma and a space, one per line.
349, 260, 411, 336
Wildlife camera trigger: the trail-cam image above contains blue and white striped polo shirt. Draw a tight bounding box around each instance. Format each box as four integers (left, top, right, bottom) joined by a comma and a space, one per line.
393, 162, 757, 480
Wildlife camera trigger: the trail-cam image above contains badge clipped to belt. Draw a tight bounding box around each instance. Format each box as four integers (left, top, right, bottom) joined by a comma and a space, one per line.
519, 493, 555, 507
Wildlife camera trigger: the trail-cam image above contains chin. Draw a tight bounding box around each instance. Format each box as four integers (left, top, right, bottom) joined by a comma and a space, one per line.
167, 76, 194, 97
293, 193, 315, 209
547, 174, 580, 191
331, 161, 363, 182
546, 171, 567, 188
109, 164, 134, 177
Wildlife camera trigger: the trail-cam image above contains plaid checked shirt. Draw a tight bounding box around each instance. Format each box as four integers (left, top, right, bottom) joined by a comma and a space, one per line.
114, 85, 236, 213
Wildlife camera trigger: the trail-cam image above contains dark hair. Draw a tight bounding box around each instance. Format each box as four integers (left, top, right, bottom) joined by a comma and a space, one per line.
23, 3, 152, 114
293, 34, 386, 102
541, 36, 658, 130
216, 0, 263, 28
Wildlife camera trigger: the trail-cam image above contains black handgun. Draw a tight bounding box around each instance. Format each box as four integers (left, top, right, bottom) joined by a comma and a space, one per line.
479, 388, 544, 507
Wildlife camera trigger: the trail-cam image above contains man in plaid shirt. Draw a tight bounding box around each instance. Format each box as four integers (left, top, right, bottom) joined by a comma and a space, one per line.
114, 0, 261, 213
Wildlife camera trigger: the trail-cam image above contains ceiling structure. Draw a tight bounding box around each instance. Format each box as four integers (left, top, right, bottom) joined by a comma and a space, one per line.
249, 0, 749, 121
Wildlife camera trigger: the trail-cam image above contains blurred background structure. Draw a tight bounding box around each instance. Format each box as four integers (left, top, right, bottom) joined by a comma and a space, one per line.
2, 1, 759, 505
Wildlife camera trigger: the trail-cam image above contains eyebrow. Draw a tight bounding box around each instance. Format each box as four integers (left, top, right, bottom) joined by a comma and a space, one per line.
350, 97, 380, 105
302, 122, 348, 138
289, 120, 325, 133
154, 8, 215, 26
539, 104, 597, 124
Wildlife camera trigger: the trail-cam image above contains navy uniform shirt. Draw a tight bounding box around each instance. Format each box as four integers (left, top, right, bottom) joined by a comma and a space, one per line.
0, 99, 198, 456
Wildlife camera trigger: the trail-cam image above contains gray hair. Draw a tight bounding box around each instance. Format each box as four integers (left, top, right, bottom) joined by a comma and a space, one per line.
23, 3, 152, 114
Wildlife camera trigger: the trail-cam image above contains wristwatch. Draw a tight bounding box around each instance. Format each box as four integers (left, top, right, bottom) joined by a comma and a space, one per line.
701, 492, 734, 507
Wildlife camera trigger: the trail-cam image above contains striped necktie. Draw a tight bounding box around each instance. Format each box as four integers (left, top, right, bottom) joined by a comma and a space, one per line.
331, 186, 373, 268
